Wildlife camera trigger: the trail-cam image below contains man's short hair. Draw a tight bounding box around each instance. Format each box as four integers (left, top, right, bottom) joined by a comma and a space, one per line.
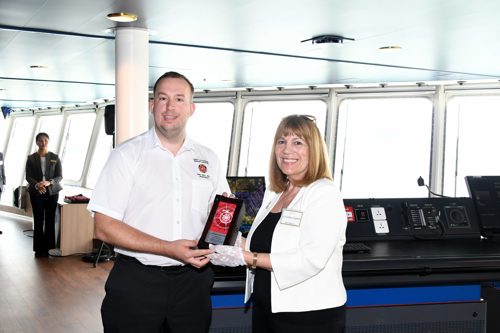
153, 71, 194, 101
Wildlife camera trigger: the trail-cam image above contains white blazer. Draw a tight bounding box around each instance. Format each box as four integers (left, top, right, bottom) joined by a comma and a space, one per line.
244, 178, 347, 313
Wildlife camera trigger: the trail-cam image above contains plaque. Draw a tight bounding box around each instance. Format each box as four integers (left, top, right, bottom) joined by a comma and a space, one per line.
198, 195, 245, 249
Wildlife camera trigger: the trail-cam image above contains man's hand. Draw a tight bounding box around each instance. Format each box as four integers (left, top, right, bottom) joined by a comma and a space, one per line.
167, 239, 213, 269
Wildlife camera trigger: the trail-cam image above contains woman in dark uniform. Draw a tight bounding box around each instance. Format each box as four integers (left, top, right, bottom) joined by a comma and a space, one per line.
26, 132, 63, 258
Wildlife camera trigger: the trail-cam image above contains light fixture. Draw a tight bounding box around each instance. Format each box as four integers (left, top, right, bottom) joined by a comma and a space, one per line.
301, 35, 355, 44
378, 45, 402, 51
106, 12, 138, 22
30, 65, 48, 69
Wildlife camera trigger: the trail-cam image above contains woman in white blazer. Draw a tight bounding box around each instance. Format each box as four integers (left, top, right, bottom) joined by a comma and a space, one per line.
211, 115, 347, 332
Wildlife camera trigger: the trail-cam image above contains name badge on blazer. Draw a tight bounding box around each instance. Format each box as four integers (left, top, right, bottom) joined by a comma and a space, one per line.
280, 208, 303, 227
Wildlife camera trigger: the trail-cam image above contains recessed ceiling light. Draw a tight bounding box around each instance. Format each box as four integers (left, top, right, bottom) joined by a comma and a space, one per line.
379, 45, 402, 51
106, 12, 138, 22
301, 35, 355, 44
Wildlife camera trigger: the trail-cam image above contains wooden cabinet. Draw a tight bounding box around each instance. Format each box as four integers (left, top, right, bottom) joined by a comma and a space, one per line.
59, 203, 94, 256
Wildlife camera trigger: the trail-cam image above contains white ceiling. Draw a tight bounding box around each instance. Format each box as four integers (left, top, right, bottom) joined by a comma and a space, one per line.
1, 0, 500, 109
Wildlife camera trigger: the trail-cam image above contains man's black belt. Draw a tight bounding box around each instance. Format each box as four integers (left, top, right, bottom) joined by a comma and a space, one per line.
118, 253, 189, 271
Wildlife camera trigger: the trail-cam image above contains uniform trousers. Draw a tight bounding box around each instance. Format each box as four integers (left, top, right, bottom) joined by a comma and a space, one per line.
101, 254, 214, 333
30, 192, 58, 254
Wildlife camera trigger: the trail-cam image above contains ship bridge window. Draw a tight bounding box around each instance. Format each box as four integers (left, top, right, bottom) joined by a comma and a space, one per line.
187, 102, 234, 173
60, 113, 96, 182
2, 117, 35, 205
86, 118, 113, 189
238, 100, 327, 178
443, 95, 500, 197
32, 115, 63, 153
334, 97, 432, 198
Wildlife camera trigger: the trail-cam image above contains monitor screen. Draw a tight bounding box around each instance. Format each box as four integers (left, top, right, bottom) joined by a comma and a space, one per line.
226, 176, 266, 234
465, 175, 500, 237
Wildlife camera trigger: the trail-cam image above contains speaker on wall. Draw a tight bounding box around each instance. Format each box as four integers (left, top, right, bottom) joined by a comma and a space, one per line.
104, 105, 115, 135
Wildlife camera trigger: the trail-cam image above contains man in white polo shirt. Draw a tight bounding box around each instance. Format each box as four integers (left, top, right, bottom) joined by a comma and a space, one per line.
88, 71, 230, 333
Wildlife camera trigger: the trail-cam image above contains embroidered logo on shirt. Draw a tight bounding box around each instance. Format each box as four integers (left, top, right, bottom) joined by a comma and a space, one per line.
198, 164, 207, 174
194, 159, 209, 178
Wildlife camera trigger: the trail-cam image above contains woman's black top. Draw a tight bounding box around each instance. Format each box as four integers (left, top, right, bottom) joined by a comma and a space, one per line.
248, 211, 346, 332
249, 211, 281, 306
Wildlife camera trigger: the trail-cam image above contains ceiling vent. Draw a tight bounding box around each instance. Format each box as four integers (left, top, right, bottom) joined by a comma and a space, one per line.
301, 35, 354, 44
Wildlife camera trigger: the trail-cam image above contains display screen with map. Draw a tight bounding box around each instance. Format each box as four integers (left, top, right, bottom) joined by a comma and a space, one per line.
227, 176, 266, 235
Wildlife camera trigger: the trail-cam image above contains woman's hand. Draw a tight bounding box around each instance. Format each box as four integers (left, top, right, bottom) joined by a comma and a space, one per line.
36, 181, 48, 194
208, 244, 246, 267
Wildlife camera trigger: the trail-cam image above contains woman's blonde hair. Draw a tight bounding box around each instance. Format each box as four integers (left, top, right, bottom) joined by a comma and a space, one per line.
268, 115, 332, 192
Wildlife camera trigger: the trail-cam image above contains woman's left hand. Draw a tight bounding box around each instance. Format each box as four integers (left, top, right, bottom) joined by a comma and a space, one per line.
36, 182, 47, 194
208, 244, 246, 267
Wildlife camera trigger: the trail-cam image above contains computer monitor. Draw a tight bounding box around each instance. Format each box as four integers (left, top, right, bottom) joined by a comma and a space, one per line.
465, 176, 500, 238
226, 176, 266, 234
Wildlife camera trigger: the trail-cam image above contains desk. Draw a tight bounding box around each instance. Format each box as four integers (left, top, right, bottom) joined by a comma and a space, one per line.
59, 203, 94, 256
212, 239, 500, 291
342, 239, 500, 287
210, 239, 500, 333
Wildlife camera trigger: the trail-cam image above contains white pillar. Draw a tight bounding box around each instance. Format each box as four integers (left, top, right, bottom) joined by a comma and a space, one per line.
115, 27, 149, 145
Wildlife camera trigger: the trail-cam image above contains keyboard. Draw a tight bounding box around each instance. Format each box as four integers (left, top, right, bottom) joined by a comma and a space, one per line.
343, 242, 371, 253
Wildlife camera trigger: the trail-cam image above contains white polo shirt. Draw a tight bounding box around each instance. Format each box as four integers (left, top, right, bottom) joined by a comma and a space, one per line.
88, 128, 230, 266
